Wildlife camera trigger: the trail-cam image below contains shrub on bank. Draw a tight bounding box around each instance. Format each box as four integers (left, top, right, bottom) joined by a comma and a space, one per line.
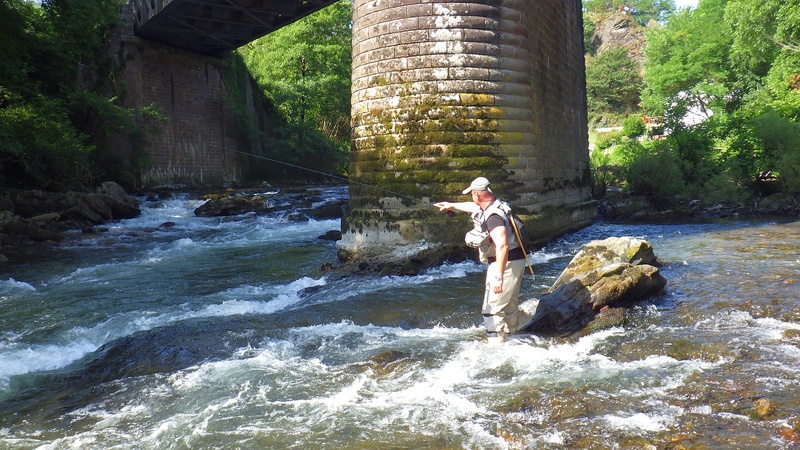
625, 148, 685, 208
778, 149, 800, 196
591, 109, 800, 212
693, 173, 751, 206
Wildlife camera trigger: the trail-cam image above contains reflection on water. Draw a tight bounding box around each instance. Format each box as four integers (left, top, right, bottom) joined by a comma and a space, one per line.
0, 190, 799, 449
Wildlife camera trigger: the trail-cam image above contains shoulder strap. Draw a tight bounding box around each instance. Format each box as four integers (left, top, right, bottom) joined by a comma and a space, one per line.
483, 199, 508, 219
482, 200, 518, 249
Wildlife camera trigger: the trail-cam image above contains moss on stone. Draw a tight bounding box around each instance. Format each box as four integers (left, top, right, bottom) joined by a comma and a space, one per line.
350, 82, 510, 203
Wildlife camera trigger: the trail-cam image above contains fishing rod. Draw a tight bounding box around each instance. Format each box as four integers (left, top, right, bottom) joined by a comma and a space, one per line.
229, 147, 534, 275
226, 148, 431, 206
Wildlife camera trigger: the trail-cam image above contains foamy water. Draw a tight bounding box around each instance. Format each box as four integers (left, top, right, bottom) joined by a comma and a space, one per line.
1, 189, 798, 448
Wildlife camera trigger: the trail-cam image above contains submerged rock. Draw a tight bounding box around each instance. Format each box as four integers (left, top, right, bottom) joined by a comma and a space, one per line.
194, 193, 270, 216
520, 236, 667, 336
192, 187, 347, 220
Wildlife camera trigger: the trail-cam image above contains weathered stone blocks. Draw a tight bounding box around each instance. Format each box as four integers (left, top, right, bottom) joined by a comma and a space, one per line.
341, 0, 594, 262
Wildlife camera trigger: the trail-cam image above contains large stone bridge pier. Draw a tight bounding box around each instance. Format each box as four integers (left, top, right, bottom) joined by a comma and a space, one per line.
338, 0, 594, 261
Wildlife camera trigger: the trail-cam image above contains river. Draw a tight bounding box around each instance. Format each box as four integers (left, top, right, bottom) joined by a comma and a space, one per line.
1, 186, 799, 449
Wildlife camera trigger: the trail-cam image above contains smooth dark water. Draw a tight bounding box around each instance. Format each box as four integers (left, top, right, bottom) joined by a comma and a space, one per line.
1, 187, 798, 449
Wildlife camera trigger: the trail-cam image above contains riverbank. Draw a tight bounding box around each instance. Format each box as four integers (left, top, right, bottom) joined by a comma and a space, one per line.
0, 182, 141, 261
597, 188, 800, 222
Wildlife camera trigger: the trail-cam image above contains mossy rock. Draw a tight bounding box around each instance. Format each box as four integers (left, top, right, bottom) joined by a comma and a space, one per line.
550, 236, 660, 290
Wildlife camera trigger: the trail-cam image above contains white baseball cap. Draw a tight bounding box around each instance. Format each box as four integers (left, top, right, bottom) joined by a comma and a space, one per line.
462, 177, 492, 195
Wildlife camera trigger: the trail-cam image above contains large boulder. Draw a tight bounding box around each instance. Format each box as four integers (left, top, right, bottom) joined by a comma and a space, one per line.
96, 181, 141, 219
302, 201, 346, 220
520, 237, 666, 335
60, 193, 114, 224
194, 194, 270, 217
5, 182, 139, 224
0, 182, 141, 247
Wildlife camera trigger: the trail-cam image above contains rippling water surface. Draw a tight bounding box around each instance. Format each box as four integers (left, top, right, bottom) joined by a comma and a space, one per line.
1, 186, 799, 449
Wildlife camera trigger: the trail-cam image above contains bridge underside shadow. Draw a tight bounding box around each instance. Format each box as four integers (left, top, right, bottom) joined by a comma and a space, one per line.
131, 0, 338, 57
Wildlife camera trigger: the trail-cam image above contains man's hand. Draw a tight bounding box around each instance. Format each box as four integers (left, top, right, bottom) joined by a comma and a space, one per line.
493, 276, 504, 294
433, 201, 452, 211
433, 201, 480, 214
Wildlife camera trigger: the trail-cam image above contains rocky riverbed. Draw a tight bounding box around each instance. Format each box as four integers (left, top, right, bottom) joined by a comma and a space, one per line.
0, 183, 349, 263
597, 188, 800, 221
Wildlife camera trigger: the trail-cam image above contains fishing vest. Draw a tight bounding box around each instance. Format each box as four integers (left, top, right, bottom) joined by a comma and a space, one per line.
466, 199, 520, 263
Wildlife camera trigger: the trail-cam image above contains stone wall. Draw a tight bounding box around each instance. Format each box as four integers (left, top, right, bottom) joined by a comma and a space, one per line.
120, 37, 235, 186
111, 7, 269, 187
340, 0, 594, 261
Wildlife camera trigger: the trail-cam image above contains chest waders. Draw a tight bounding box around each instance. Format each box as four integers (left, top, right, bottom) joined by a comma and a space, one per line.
472, 200, 527, 336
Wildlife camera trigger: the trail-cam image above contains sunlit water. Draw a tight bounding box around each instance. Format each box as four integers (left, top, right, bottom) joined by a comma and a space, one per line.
1, 186, 799, 449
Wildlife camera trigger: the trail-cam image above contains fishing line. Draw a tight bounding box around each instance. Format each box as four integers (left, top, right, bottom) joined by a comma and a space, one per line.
228, 148, 531, 273
226, 148, 431, 205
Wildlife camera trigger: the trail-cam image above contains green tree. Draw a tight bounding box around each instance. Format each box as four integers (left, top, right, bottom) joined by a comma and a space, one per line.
0, 0, 40, 98
724, 0, 781, 87
642, 0, 734, 130
583, 0, 676, 24
598, 0, 800, 206
626, 144, 685, 207
0, 0, 137, 190
723, 0, 800, 190
622, 115, 647, 138
238, 1, 352, 175
583, 13, 598, 55
585, 46, 643, 125
726, 0, 800, 120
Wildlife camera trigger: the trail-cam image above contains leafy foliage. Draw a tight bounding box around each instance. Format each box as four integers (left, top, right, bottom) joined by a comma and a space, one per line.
622, 115, 647, 138
589, 147, 615, 196
642, 0, 734, 127
585, 47, 643, 125
0, 0, 133, 190
237, 1, 352, 178
0, 98, 94, 189
583, 14, 598, 55
695, 172, 750, 205
778, 148, 800, 195
724, 0, 780, 87
588, 0, 800, 207
625, 145, 685, 207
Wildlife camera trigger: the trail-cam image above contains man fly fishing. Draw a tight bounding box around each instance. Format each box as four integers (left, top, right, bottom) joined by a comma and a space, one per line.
434, 177, 532, 345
